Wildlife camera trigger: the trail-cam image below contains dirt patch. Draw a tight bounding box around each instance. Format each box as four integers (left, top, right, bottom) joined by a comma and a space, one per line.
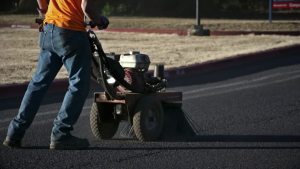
0, 28, 299, 85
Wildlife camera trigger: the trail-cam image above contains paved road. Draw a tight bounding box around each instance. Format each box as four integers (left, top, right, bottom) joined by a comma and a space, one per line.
0, 54, 300, 168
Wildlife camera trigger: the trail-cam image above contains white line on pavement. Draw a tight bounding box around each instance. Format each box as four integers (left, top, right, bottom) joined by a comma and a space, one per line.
0, 106, 90, 124
184, 74, 300, 100
184, 70, 300, 95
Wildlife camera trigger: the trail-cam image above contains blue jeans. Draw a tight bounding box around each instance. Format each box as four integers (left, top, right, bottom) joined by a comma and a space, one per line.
7, 24, 92, 141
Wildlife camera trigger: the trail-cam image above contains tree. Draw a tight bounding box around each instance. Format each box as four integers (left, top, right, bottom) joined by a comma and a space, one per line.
213, 0, 268, 12
0, 0, 16, 12
15, 0, 38, 13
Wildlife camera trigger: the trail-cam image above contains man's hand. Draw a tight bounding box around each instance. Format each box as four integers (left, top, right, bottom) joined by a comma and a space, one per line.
82, 0, 109, 29
97, 15, 109, 30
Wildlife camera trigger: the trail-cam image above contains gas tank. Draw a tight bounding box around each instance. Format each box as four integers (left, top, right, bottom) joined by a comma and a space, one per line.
119, 51, 151, 69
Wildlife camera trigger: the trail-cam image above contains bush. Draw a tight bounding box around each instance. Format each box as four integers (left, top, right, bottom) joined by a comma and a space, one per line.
101, 2, 131, 16
13, 0, 37, 13
117, 4, 130, 14
102, 3, 115, 16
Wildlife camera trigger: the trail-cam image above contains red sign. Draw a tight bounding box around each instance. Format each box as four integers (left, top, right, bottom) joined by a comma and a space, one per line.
273, 2, 300, 9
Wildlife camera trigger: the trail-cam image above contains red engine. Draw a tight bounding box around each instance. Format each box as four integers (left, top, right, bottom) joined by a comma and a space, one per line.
117, 69, 145, 92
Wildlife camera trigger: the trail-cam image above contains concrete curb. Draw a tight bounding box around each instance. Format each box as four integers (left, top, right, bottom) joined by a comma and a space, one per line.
1, 44, 299, 100
162, 44, 300, 79
210, 31, 300, 36
1, 24, 300, 36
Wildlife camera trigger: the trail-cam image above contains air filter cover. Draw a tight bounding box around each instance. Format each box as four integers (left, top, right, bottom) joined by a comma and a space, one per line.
119, 51, 151, 69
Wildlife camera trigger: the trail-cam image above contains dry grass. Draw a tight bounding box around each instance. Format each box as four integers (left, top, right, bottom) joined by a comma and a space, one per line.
0, 28, 299, 85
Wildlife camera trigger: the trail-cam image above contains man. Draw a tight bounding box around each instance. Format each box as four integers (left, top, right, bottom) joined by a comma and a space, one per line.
3, 0, 109, 150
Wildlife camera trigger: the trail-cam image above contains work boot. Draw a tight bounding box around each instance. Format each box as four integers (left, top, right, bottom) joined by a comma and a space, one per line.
3, 136, 22, 149
50, 136, 90, 150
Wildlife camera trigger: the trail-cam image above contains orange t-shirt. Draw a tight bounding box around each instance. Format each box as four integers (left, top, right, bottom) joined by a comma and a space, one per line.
44, 0, 86, 32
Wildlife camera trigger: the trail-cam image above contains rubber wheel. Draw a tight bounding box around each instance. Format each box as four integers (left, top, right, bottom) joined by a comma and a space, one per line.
133, 95, 164, 141
90, 102, 119, 140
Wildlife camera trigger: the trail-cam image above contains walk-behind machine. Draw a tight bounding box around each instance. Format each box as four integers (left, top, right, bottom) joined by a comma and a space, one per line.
36, 19, 195, 141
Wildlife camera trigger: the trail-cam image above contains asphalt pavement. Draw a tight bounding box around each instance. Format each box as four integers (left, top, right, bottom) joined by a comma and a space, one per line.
0, 53, 300, 168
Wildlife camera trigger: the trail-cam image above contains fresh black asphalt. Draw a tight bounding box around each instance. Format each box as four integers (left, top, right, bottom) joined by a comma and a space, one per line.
0, 53, 299, 168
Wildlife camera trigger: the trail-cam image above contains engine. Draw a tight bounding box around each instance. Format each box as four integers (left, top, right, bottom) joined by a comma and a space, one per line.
105, 51, 166, 93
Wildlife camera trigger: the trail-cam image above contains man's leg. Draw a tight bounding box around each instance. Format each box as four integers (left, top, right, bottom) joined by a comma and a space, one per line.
50, 27, 92, 149
4, 48, 62, 148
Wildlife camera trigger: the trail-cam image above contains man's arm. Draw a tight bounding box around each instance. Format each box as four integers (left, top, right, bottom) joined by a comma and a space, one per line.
37, 0, 48, 17
37, 0, 48, 12
81, 0, 103, 26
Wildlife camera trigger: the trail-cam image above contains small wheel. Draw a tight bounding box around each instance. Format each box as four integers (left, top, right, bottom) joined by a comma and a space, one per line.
133, 95, 164, 141
90, 102, 119, 140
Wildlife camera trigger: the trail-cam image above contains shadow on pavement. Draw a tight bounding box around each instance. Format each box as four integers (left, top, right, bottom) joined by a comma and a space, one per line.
153, 107, 300, 143
16, 144, 300, 150
85, 146, 300, 150
191, 135, 300, 142
168, 53, 300, 88
18, 134, 300, 150
13, 106, 300, 150
21, 146, 49, 150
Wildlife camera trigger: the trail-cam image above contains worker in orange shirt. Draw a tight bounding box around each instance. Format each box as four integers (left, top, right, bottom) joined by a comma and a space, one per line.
3, 0, 109, 150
